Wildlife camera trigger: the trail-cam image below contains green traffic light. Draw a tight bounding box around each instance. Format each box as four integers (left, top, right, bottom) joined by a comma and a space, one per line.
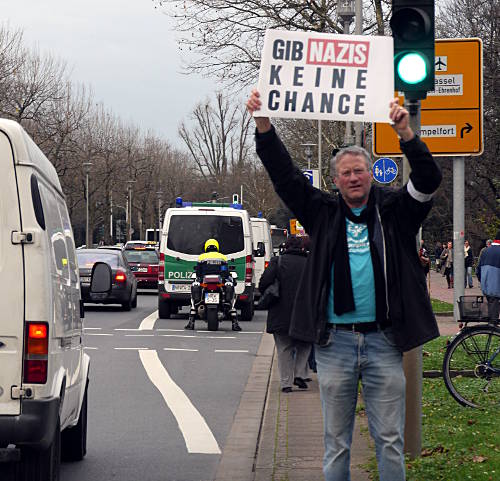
397, 52, 428, 84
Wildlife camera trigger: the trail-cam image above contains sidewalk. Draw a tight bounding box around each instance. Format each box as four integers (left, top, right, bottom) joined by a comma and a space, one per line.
215, 270, 483, 481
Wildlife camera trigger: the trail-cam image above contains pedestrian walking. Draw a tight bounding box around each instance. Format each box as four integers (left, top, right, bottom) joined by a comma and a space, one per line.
419, 239, 430, 276
434, 241, 443, 272
477, 231, 500, 320
441, 241, 454, 288
247, 90, 442, 481
464, 239, 474, 288
478, 239, 492, 266
258, 236, 311, 393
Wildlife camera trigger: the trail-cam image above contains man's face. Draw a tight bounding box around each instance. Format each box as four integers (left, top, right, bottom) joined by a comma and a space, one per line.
448, 242, 452, 249
333, 154, 372, 208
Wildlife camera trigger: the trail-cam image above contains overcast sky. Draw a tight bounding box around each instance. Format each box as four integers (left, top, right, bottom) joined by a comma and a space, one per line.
0, 0, 218, 147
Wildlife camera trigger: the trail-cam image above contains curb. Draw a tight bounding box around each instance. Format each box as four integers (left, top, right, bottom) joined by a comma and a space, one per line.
214, 333, 275, 481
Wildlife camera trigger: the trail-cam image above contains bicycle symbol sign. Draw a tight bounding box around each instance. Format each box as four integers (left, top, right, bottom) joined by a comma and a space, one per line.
372, 157, 398, 184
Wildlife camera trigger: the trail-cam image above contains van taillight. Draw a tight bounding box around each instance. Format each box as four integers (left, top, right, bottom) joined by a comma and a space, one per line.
24, 322, 48, 384
115, 271, 127, 282
245, 255, 253, 283
159, 252, 165, 281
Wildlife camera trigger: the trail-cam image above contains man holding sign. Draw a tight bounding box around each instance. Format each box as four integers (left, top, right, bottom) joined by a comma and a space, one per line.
246, 30, 441, 480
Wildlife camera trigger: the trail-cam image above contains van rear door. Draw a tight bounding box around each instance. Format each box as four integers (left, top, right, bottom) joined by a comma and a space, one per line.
0, 131, 24, 415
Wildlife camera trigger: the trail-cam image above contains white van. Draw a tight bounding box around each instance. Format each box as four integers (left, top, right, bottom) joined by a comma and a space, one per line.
250, 217, 272, 300
0, 119, 90, 479
158, 200, 255, 322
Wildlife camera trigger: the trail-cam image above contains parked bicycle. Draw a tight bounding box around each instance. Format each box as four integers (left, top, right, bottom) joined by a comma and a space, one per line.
442, 296, 500, 409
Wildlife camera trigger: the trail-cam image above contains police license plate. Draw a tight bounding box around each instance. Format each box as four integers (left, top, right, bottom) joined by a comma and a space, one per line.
171, 283, 191, 292
204, 292, 220, 304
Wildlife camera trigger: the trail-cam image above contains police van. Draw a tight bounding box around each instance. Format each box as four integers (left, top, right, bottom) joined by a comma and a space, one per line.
250, 217, 272, 300
0, 119, 99, 479
158, 198, 255, 322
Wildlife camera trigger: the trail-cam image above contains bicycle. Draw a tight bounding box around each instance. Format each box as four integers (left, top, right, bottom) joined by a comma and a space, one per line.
442, 295, 500, 409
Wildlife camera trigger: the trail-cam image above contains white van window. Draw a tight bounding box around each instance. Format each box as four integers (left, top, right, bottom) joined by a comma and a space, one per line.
167, 215, 244, 255
76, 252, 120, 268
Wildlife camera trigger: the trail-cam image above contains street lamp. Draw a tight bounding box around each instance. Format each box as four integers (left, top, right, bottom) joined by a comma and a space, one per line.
127, 180, 136, 242
156, 190, 163, 243
83, 162, 92, 248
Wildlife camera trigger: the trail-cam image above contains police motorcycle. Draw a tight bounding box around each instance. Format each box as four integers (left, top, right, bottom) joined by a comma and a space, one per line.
185, 239, 241, 331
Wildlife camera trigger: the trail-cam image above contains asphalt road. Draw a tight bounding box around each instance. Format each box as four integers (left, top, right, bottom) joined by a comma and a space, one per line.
60, 291, 266, 481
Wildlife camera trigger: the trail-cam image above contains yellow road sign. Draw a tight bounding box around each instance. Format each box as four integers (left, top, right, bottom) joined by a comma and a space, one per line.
374, 38, 483, 157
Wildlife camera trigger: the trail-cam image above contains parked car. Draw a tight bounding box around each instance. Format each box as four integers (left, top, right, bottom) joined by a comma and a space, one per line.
0, 119, 110, 479
123, 247, 159, 288
77, 249, 138, 310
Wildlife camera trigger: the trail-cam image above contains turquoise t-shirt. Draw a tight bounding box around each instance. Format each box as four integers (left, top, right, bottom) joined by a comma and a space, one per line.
327, 206, 376, 324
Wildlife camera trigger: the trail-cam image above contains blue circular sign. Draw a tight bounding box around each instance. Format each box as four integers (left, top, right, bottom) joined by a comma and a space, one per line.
373, 157, 398, 184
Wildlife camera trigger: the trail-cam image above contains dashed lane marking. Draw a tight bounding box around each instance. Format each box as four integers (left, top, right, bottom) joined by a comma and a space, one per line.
85, 333, 113, 336
214, 350, 249, 353
164, 348, 199, 352
139, 349, 221, 454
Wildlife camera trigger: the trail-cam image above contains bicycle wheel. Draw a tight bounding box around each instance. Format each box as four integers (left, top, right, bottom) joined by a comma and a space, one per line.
443, 324, 500, 409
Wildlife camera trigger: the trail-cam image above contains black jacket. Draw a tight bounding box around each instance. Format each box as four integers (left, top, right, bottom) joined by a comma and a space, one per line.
259, 250, 308, 334
255, 127, 442, 352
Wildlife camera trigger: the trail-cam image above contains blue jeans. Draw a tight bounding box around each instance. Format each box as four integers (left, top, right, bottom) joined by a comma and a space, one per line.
465, 266, 473, 287
315, 327, 406, 481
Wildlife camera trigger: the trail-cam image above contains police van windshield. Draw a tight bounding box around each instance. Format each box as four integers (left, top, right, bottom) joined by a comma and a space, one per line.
167, 215, 244, 255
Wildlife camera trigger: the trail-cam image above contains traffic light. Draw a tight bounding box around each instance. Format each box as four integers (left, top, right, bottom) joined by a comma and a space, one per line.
390, 0, 435, 99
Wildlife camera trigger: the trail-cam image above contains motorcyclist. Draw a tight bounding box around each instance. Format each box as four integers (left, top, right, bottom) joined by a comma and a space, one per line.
185, 238, 241, 331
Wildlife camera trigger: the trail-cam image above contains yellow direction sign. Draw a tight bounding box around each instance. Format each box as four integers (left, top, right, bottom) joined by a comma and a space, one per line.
374, 38, 483, 157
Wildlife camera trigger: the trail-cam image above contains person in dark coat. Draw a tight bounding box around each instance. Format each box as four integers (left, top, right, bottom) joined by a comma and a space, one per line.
247, 90, 441, 481
259, 236, 310, 392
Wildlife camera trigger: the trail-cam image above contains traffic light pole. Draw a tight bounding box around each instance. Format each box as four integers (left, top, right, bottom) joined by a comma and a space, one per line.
402, 98, 422, 460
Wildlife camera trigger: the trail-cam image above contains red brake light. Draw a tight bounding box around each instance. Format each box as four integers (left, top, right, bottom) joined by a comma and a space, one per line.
159, 252, 165, 281
24, 322, 48, 383
264, 261, 270, 269
245, 255, 253, 283
115, 271, 127, 282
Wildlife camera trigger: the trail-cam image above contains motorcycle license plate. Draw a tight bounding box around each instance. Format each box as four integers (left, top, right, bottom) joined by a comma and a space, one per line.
204, 292, 220, 304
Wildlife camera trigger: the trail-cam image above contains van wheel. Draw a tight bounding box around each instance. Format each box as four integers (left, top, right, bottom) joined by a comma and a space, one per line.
240, 302, 254, 322
61, 383, 88, 462
19, 417, 61, 481
158, 298, 171, 319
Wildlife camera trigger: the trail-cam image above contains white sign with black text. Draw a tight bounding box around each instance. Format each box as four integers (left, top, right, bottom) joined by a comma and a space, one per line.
256, 29, 395, 123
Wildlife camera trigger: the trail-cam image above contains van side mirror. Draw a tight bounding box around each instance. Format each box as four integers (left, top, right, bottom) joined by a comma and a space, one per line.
90, 262, 112, 295
254, 242, 265, 257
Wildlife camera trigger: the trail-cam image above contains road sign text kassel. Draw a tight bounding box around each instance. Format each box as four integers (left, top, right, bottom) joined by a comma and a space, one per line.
374, 38, 483, 157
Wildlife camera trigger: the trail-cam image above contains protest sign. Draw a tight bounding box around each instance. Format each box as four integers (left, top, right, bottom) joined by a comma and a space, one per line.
256, 29, 394, 123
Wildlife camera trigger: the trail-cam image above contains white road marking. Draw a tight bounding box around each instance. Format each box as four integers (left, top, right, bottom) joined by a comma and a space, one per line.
238, 331, 264, 334
139, 310, 158, 330
205, 336, 237, 339
115, 347, 150, 350
84, 327, 102, 330
115, 328, 148, 331
83, 347, 98, 350
163, 348, 199, 352
214, 350, 249, 353
157, 329, 185, 332
125, 334, 155, 337
139, 350, 221, 454
85, 333, 113, 336
161, 334, 197, 338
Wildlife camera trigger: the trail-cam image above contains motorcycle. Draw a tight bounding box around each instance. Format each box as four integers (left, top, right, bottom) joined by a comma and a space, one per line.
190, 271, 237, 331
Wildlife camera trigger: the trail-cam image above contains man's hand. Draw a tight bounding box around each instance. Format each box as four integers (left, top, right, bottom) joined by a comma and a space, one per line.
389, 97, 414, 141
246, 89, 272, 134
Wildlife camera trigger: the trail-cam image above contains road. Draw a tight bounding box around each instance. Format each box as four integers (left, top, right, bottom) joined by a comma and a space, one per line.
61, 291, 266, 481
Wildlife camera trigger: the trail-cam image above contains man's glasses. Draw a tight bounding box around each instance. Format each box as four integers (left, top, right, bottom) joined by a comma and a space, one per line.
338, 168, 368, 179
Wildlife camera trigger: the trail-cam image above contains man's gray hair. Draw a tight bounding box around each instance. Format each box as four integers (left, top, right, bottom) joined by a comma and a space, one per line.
330, 146, 372, 176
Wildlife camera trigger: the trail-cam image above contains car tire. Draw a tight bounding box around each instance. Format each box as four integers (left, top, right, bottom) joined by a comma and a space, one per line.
61, 382, 88, 462
158, 298, 171, 319
131, 292, 138, 308
18, 416, 61, 481
240, 301, 254, 322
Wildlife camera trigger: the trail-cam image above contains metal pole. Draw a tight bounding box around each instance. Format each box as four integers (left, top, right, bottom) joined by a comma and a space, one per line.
453, 157, 465, 321
402, 98, 422, 460
318, 120, 322, 189
343, 19, 353, 146
85, 172, 89, 248
354, 0, 363, 146
110, 191, 113, 241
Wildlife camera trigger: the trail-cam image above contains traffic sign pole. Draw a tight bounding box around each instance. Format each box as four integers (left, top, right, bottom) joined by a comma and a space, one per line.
453, 158, 465, 321
402, 98, 422, 460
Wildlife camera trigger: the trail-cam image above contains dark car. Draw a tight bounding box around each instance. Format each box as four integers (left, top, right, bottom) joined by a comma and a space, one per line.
123, 247, 159, 288
77, 249, 138, 310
